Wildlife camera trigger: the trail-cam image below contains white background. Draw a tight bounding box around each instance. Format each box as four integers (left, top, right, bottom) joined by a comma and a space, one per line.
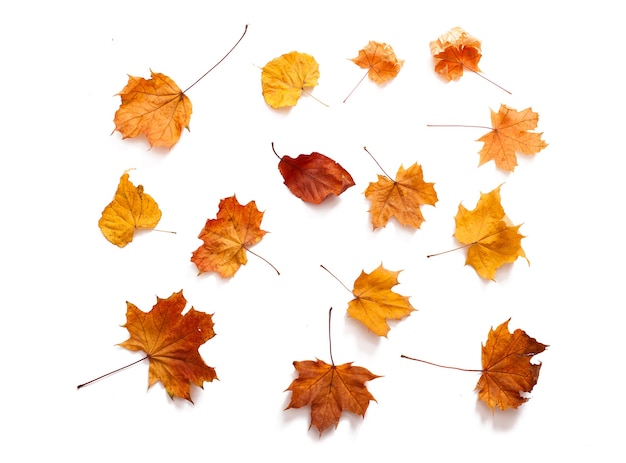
2, 1, 624, 461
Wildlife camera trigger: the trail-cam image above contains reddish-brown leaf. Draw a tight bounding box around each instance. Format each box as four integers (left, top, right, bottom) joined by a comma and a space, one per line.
285, 359, 380, 434
278, 152, 355, 204
118, 290, 217, 402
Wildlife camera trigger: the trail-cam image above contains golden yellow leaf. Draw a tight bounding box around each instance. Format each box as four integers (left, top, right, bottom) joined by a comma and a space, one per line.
98, 172, 162, 247
454, 185, 527, 280
261, 52, 320, 109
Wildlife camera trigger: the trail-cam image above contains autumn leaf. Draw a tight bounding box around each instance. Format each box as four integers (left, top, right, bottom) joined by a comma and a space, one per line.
364, 160, 438, 229
118, 290, 217, 402
430, 26, 482, 82
261, 51, 321, 108
347, 264, 415, 336
272, 143, 355, 204
286, 359, 379, 434
454, 185, 527, 280
477, 104, 548, 171
191, 195, 272, 278
113, 71, 192, 149
98, 172, 162, 247
351, 41, 404, 84
476, 319, 547, 411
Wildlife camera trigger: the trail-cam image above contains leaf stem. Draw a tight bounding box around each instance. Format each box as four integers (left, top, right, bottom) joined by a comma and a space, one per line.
328, 307, 334, 366
77, 355, 149, 390
468, 69, 511, 95
182, 24, 249, 93
245, 246, 280, 275
426, 124, 492, 130
426, 243, 470, 258
363, 147, 392, 179
400, 354, 481, 372
270, 142, 281, 160
343, 70, 368, 103
302, 88, 329, 107
320, 264, 353, 295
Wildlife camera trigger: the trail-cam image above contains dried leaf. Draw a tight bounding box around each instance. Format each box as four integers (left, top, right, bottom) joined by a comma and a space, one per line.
430, 26, 482, 81
364, 162, 438, 229
261, 52, 320, 108
191, 195, 267, 278
477, 104, 548, 171
348, 264, 415, 336
351, 41, 404, 84
454, 185, 527, 280
278, 151, 355, 204
98, 172, 162, 247
113, 71, 192, 149
118, 290, 217, 402
285, 359, 380, 434
477, 319, 547, 411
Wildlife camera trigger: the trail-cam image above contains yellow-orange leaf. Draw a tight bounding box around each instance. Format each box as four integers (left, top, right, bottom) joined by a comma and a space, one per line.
348, 264, 415, 336
476, 319, 547, 411
191, 195, 267, 278
477, 104, 548, 171
430, 26, 482, 81
351, 41, 404, 84
261, 52, 320, 109
454, 185, 527, 280
285, 359, 379, 434
364, 162, 438, 229
98, 172, 162, 247
113, 71, 192, 149
118, 290, 217, 402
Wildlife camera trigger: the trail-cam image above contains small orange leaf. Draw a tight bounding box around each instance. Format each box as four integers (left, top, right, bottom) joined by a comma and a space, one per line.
285, 359, 380, 434
477, 319, 547, 411
454, 185, 527, 280
191, 195, 267, 278
113, 71, 192, 149
277, 150, 355, 204
261, 52, 320, 109
351, 41, 404, 84
477, 104, 548, 171
98, 172, 162, 247
364, 162, 438, 229
430, 26, 482, 81
348, 264, 415, 336
118, 290, 217, 402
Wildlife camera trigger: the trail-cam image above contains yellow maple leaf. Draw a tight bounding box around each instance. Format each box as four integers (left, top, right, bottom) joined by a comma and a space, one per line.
98, 172, 162, 247
261, 51, 320, 109
454, 185, 527, 280
348, 264, 415, 336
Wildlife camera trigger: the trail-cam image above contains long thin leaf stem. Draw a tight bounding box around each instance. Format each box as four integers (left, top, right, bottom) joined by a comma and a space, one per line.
77, 356, 149, 390
343, 70, 368, 103
328, 307, 334, 366
468, 69, 511, 95
245, 246, 280, 275
183, 24, 248, 93
427, 124, 492, 130
400, 354, 481, 372
320, 265, 353, 295
363, 146, 391, 178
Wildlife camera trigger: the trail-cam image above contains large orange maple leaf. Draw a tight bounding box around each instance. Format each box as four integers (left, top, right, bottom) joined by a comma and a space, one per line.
430, 26, 482, 81
118, 290, 217, 402
285, 359, 380, 434
454, 185, 527, 280
348, 264, 415, 336
261, 51, 320, 109
98, 172, 162, 247
476, 319, 547, 411
113, 70, 192, 149
477, 104, 548, 171
364, 162, 438, 229
191, 195, 267, 278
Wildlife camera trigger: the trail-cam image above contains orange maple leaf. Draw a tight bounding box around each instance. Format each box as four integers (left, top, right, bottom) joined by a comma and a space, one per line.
113, 70, 192, 149
476, 319, 547, 411
285, 359, 380, 434
98, 172, 162, 247
118, 290, 217, 402
351, 40, 404, 84
364, 162, 438, 229
477, 104, 548, 171
348, 264, 415, 336
454, 185, 527, 280
191, 195, 267, 278
430, 26, 482, 81
261, 52, 320, 109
